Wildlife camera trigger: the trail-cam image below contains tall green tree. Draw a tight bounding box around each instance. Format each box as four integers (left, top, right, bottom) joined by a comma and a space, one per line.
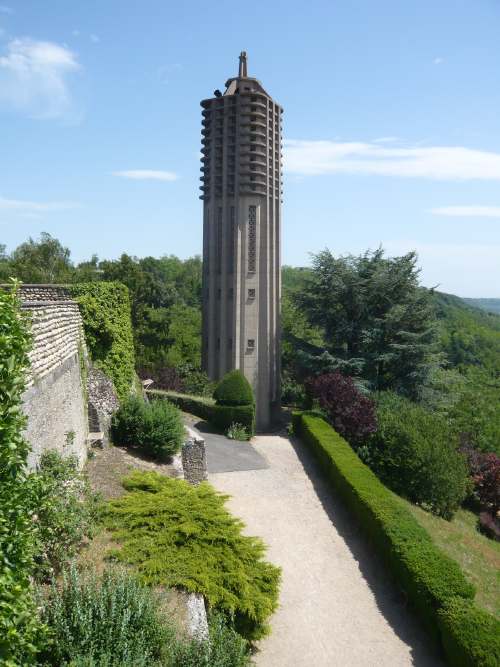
9, 232, 74, 283
296, 248, 440, 397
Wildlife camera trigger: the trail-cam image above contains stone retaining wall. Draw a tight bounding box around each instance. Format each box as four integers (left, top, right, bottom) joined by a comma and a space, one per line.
9, 285, 90, 469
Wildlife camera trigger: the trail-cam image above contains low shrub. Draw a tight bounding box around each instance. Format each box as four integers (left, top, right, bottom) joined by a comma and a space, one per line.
213, 370, 254, 407
111, 396, 184, 460
368, 392, 470, 518
437, 597, 500, 667
292, 411, 475, 645
149, 391, 255, 434
40, 564, 175, 666
305, 372, 377, 445
226, 423, 250, 441
28, 450, 100, 581
172, 613, 250, 667
105, 471, 281, 641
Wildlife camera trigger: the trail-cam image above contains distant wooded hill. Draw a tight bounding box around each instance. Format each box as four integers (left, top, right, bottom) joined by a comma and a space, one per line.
463, 298, 500, 315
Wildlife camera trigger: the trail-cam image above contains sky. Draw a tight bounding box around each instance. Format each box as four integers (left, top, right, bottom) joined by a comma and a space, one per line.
1, 0, 499, 297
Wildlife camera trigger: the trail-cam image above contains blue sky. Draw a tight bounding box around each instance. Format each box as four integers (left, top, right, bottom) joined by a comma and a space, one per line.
1, 0, 499, 297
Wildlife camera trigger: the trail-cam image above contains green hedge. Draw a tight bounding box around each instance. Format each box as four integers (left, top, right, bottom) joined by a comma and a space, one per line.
149, 390, 255, 434
292, 411, 496, 663
437, 598, 500, 667
70, 283, 135, 401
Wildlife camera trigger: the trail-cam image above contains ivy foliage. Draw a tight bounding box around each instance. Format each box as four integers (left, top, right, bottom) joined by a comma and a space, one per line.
0, 282, 46, 664
105, 471, 281, 641
69, 282, 135, 401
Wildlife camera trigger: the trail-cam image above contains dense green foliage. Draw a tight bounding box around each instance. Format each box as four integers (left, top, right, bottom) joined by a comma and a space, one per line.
69, 282, 135, 401
292, 412, 477, 644
0, 234, 73, 284
437, 597, 500, 667
27, 451, 100, 581
111, 396, 184, 460
0, 282, 46, 665
367, 392, 470, 518
433, 292, 500, 454
151, 391, 256, 434
213, 370, 254, 407
105, 471, 281, 640
293, 249, 439, 397
41, 564, 251, 667
40, 565, 175, 666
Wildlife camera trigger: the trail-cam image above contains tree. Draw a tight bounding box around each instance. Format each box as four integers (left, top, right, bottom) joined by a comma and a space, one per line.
296, 248, 440, 398
9, 232, 74, 283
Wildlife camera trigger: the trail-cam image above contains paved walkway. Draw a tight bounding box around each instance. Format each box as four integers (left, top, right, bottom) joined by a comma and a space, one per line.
208, 433, 444, 667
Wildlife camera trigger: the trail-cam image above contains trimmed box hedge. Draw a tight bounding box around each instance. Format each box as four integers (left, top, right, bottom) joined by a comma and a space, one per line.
148, 390, 255, 434
292, 411, 499, 666
437, 598, 500, 667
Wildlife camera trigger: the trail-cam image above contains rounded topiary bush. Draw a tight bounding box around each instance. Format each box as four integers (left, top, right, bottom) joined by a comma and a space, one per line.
213, 370, 254, 407
111, 396, 184, 461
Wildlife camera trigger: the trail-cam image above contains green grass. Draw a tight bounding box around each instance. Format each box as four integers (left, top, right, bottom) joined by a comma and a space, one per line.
104, 470, 280, 641
404, 503, 500, 619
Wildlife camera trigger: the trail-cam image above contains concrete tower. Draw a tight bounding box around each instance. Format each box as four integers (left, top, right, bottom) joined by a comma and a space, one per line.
200, 52, 282, 430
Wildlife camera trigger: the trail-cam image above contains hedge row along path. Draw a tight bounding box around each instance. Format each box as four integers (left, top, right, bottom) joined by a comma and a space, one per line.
208, 433, 444, 667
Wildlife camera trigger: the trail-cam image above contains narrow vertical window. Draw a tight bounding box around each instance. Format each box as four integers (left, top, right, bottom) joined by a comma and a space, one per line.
248, 205, 256, 273
228, 206, 235, 273
217, 207, 223, 274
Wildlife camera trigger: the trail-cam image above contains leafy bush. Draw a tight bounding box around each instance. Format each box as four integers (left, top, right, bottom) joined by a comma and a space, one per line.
27, 450, 100, 580
111, 396, 184, 461
368, 392, 470, 518
0, 282, 46, 664
40, 564, 175, 666
292, 411, 475, 644
213, 370, 254, 407
305, 372, 377, 445
105, 471, 281, 640
461, 446, 500, 514
226, 423, 250, 441
437, 596, 500, 667
70, 282, 135, 401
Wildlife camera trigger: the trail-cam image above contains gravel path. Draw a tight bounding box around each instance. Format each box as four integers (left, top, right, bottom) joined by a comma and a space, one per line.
209, 434, 444, 667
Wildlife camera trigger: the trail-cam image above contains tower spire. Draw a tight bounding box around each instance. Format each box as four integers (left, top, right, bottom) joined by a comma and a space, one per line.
238, 51, 248, 78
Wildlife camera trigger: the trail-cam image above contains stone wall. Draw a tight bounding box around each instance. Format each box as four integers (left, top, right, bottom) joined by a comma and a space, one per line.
14, 286, 89, 469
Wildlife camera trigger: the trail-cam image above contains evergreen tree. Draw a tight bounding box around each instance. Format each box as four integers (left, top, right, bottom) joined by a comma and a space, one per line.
296, 248, 440, 397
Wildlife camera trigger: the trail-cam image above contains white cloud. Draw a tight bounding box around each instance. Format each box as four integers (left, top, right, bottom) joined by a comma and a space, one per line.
0, 5, 12, 14
0, 195, 80, 212
283, 139, 500, 181
113, 170, 178, 182
431, 206, 500, 218
0, 38, 80, 118
382, 240, 500, 297
434, 57, 444, 65
90, 33, 99, 43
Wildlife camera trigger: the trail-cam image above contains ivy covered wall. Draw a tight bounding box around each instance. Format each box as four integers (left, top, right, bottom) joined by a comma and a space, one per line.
69, 283, 135, 402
